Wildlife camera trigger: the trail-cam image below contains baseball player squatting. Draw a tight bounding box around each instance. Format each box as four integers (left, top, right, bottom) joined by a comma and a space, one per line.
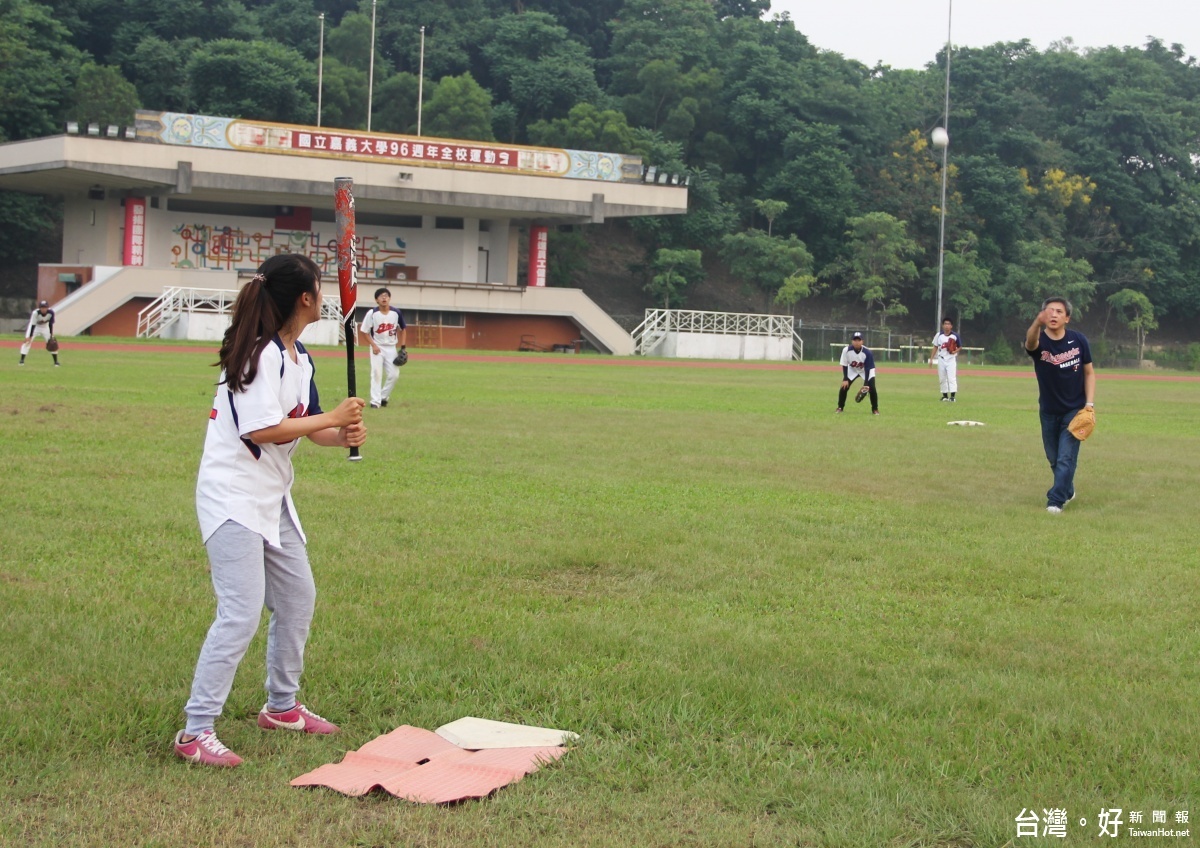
836, 332, 879, 415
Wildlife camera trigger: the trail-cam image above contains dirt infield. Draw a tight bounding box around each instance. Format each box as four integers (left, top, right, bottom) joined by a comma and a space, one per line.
3, 337, 1198, 381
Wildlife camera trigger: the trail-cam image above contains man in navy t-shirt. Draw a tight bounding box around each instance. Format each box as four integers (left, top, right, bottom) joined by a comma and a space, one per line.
1024, 296, 1096, 514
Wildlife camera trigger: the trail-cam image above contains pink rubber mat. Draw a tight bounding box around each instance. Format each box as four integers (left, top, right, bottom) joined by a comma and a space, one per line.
291, 725, 569, 803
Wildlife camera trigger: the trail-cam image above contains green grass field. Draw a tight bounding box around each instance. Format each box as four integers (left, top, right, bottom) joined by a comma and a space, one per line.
1, 340, 1196, 847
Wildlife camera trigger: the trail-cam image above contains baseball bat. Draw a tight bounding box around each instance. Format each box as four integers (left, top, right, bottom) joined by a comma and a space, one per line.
334, 176, 362, 461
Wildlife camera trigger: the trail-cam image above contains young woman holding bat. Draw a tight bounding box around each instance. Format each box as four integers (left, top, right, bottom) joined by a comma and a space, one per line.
175, 253, 367, 767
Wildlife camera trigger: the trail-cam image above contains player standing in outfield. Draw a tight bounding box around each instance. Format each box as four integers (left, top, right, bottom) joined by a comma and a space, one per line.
1024, 296, 1095, 515
19, 300, 58, 366
835, 331, 880, 415
930, 317, 962, 401
176, 254, 367, 768
359, 287, 407, 409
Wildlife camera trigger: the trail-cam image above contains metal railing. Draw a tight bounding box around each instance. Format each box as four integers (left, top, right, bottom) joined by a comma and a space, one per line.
632, 309, 802, 359
137, 286, 343, 338
631, 308, 671, 355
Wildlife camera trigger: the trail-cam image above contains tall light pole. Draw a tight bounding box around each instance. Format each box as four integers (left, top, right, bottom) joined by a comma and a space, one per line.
367, 0, 377, 132
417, 25, 426, 137
317, 13, 325, 127
932, 0, 952, 334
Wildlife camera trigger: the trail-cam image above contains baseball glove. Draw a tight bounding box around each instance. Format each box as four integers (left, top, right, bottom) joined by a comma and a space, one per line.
945, 337, 959, 354
855, 385, 870, 403
45, 336, 59, 352
1068, 406, 1095, 441
392, 348, 409, 367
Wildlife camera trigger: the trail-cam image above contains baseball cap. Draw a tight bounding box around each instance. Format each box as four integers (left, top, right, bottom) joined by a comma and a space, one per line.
38, 300, 49, 307
851, 332, 863, 340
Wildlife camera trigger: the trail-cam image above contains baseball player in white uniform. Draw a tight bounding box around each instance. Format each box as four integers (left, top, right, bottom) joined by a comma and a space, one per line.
931, 318, 961, 401
836, 332, 879, 414
358, 287, 407, 408
19, 300, 59, 366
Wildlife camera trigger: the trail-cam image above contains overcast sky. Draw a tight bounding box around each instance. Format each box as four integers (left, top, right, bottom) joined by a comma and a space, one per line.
768, 0, 1200, 70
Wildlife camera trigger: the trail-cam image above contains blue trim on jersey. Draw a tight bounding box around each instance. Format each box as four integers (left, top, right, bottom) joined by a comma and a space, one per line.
296, 340, 323, 415
226, 389, 262, 460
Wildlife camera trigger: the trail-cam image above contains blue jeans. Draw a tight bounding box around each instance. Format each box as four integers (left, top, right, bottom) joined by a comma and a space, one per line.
1039, 410, 1082, 508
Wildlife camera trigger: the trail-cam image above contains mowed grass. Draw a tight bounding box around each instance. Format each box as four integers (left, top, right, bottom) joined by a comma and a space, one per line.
1, 341, 1197, 847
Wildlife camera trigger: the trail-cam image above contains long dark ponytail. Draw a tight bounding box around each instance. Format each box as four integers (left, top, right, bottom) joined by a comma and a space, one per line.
217, 253, 321, 391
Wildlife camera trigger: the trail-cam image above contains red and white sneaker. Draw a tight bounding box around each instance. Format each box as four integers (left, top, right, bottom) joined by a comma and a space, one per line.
174, 730, 243, 767
257, 703, 339, 734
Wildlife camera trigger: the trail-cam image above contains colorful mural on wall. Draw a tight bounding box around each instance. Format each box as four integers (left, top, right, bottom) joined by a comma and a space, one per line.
136, 110, 643, 183
169, 222, 407, 277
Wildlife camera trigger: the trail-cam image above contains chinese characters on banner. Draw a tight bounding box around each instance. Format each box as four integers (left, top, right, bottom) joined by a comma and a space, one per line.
292, 132, 517, 169
528, 226, 548, 287
123, 198, 146, 266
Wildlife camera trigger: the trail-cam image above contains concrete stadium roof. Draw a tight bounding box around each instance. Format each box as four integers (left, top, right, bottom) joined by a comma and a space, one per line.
0, 134, 689, 225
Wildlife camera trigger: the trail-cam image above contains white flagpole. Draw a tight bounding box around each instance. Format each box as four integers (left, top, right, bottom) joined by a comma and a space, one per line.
317, 13, 325, 127
417, 25, 426, 137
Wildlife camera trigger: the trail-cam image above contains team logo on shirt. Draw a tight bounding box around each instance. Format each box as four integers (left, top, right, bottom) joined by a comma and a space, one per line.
272, 402, 309, 445
1041, 347, 1082, 370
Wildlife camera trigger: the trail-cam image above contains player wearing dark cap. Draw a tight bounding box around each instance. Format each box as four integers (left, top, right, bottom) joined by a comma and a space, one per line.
835, 332, 879, 414
19, 301, 58, 366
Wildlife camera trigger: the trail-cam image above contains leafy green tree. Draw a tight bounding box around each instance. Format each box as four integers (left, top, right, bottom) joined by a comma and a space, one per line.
479, 12, 601, 128
646, 247, 703, 308
70, 63, 139, 127
713, 0, 769, 19
720, 228, 813, 311
752, 199, 786, 236
760, 123, 857, 264
936, 234, 992, 327
1107, 288, 1157, 360
317, 56, 368, 130
371, 72, 420, 135
252, 0, 323, 59
546, 227, 590, 287
186, 39, 316, 123
527, 103, 637, 152
122, 36, 198, 111
422, 73, 493, 141
324, 11, 373, 72
606, 0, 719, 97
490, 101, 519, 143
825, 212, 920, 326
993, 240, 1095, 321
0, 191, 59, 268
516, 0, 624, 60
775, 268, 819, 314
0, 0, 85, 141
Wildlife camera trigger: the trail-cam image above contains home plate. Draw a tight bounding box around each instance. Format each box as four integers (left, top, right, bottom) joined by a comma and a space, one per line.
947, 420, 986, 426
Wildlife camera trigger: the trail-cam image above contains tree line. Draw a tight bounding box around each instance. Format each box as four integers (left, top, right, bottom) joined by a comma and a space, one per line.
3, 0, 1199, 353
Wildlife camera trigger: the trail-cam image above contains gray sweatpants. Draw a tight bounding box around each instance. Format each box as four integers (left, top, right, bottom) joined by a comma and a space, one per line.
183, 512, 316, 735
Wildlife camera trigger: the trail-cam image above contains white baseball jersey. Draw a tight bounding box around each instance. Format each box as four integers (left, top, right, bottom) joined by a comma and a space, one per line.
361, 307, 406, 348
196, 338, 323, 548
840, 345, 876, 381
933, 331, 961, 361
26, 308, 55, 338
